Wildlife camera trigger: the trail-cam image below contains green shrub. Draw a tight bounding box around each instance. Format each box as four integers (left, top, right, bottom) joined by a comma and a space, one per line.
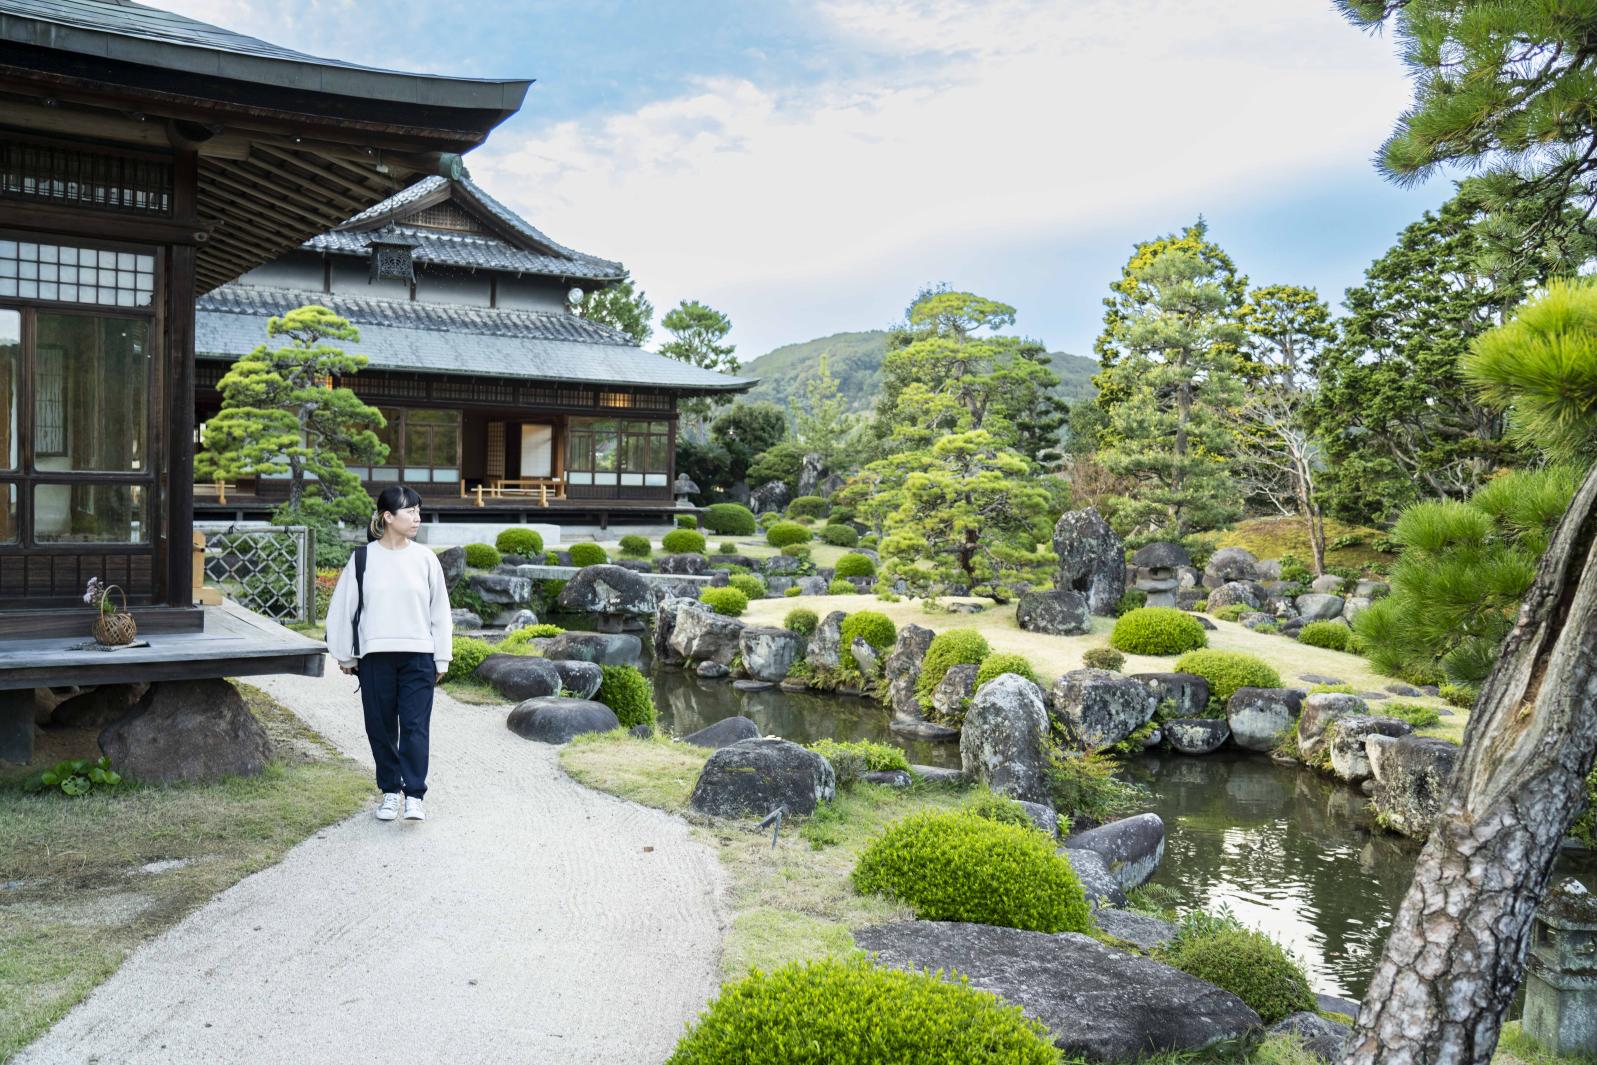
617, 534, 652, 558
767, 521, 813, 547
963, 789, 1062, 835
1115, 588, 1148, 616
1082, 646, 1125, 672
1174, 649, 1283, 712
719, 542, 737, 553
757, 511, 781, 528
820, 523, 859, 547
1440, 682, 1476, 709
699, 586, 748, 617
702, 502, 757, 536
1277, 553, 1314, 583
1298, 621, 1353, 651
463, 543, 501, 570
1166, 926, 1315, 1025
840, 610, 896, 652
1046, 747, 1148, 822
975, 652, 1038, 689
834, 552, 876, 579
1308, 683, 1358, 695
784, 586, 801, 597
781, 543, 812, 559
787, 495, 830, 519
784, 608, 819, 636
595, 664, 656, 729
498, 623, 565, 653
860, 534, 879, 548
809, 739, 910, 786
568, 542, 609, 566
25, 755, 123, 797
444, 636, 493, 682
728, 573, 767, 600
828, 578, 859, 595
829, 505, 855, 523
663, 956, 1058, 1065
916, 629, 991, 706
1385, 702, 1443, 728
1111, 607, 1208, 655
661, 528, 707, 555
1213, 604, 1249, 622
495, 528, 543, 557
853, 811, 1092, 933
1192, 598, 1208, 612
545, 550, 562, 565
675, 514, 698, 529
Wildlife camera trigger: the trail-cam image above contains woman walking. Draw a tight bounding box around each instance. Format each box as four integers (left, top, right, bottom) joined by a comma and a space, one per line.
326, 485, 453, 822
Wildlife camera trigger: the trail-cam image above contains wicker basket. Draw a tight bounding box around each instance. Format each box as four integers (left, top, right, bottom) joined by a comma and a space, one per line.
91, 585, 137, 647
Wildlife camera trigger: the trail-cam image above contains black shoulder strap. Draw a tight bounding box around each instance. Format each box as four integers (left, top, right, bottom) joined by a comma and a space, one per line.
352, 546, 368, 657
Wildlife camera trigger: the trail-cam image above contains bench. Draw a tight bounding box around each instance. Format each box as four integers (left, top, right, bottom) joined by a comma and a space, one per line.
473, 477, 565, 507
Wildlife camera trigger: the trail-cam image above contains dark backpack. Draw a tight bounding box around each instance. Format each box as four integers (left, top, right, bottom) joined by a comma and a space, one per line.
351, 545, 368, 657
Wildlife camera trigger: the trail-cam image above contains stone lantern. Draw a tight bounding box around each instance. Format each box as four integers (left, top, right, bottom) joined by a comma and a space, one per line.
1130, 541, 1192, 608
673, 474, 699, 509
1525, 878, 1597, 1054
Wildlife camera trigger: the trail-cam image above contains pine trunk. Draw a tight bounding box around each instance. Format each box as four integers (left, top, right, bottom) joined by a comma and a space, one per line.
1344, 463, 1597, 1065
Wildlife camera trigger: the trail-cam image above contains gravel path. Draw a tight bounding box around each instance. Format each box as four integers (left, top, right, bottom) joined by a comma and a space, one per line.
17, 664, 727, 1065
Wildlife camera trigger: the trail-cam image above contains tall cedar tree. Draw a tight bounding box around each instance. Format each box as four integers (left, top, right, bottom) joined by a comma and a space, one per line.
660, 299, 737, 438
197, 305, 383, 523
1092, 223, 1246, 539
579, 272, 654, 345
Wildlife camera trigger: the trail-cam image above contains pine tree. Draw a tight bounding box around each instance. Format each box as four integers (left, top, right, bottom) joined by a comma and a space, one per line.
659, 299, 737, 438
794, 353, 860, 472
579, 272, 654, 345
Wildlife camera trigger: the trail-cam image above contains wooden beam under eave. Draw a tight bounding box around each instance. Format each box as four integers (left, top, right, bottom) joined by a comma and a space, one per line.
252, 144, 390, 203
201, 164, 343, 232
236, 150, 368, 215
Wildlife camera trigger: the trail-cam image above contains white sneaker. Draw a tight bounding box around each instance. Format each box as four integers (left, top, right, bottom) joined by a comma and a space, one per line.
403, 797, 425, 821
376, 793, 401, 821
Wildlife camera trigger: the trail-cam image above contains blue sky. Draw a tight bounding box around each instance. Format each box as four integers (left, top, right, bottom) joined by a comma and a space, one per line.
175, 0, 1449, 362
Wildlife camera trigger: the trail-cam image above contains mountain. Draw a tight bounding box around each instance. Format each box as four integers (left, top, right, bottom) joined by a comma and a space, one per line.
739, 329, 1098, 414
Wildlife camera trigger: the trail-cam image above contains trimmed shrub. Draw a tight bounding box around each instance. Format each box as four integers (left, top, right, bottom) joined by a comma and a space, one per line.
809, 739, 910, 786
781, 543, 812, 559
699, 587, 748, 617
1308, 683, 1358, 695
1082, 646, 1125, 672
661, 528, 707, 555
915, 629, 991, 706
1386, 702, 1443, 728
495, 528, 543, 557
757, 511, 782, 529
570, 542, 610, 567
860, 534, 879, 548
784, 586, 801, 597
1298, 621, 1353, 652
840, 610, 896, 652
784, 608, 819, 636
820, 523, 859, 547
975, 652, 1038, 689
787, 495, 830, 519
463, 543, 501, 570
1165, 926, 1315, 1025
675, 514, 698, 529
719, 542, 738, 554
702, 502, 757, 536
829, 505, 856, 524
595, 664, 657, 729
853, 811, 1092, 933
545, 550, 562, 565
1440, 682, 1477, 708
1115, 588, 1148, 616
1111, 607, 1209, 655
663, 956, 1058, 1065
767, 521, 812, 547
828, 578, 859, 595
1174, 649, 1283, 712
1047, 748, 1148, 824
834, 552, 876, 579
444, 636, 493, 683
617, 534, 652, 558
1191, 599, 1209, 612
1213, 604, 1249, 622
498, 623, 565, 653
964, 788, 1063, 836
728, 573, 767, 600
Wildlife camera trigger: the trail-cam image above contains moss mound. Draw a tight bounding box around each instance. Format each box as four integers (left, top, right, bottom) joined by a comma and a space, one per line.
699, 587, 749, 617
702, 502, 757, 536
834, 552, 876, 579
568, 542, 609, 567
840, 610, 896, 652
495, 528, 543, 557
1110, 607, 1208, 655
1174, 649, 1283, 712
915, 629, 991, 707
766, 521, 813, 547
784, 608, 819, 636
974, 652, 1038, 689
595, 664, 657, 730
463, 543, 501, 570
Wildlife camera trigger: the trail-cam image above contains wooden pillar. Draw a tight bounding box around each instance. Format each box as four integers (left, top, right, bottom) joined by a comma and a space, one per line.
164, 149, 198, 608
0, 688, 34, 764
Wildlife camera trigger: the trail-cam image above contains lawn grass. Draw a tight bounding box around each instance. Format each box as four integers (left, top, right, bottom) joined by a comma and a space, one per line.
1194, 515, 1396, 571
0, 683, 369, 1060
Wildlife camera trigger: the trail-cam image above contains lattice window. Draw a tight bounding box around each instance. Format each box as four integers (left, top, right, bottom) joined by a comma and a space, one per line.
598, 390, 633, 408
408, 203, 483, 233
559, 387, 593, 407
0, 240, 155, 307
486, 421, 505, 479
1, 140, 173, 216
358, 374, 427, 399
434, 378, 514, 404
34, 346, 64, 456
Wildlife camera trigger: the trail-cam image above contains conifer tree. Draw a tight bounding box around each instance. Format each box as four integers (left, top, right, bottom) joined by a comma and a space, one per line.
579, 272, 654, 345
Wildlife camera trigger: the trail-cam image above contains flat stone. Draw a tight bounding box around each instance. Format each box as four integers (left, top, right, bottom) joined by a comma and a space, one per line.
466, 573, 533, 605
450, 608, 483, 631
855, 922, 1261, 1061
1063, 813, 1165, 892
474, 654, 561, 701
862, 769, 913, 788
505, 697, 619, 744
1227, 687, 1304, 752
689, 737, 836, 817
695, 661, 729, 679
680, 715, 760, 749
1384, 683, 1425, 697
541, 631, 643, 668
732, 679, 775, 692
1133, 672, 1211, 719
1299, 674, 1346, 686
1016, 589, 1092, 635
1295, 593, 1346, 622
1095, 908, 1178, 951
1327, 716, 1413, 783
909, 764, 965, 785
501, 609, 540, 632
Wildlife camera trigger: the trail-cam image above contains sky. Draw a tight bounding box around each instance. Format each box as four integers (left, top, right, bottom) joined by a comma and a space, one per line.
168, 0, 1451, 363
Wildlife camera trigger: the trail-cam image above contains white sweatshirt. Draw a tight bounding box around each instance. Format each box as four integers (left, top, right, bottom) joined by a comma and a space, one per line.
324, 540, 453, 673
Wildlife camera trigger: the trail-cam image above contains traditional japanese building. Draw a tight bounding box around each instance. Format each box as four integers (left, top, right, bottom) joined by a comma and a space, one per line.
192, 174, 754, 524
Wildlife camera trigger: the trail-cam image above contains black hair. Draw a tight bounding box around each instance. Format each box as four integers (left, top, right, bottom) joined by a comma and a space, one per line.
367, 485, 425, 541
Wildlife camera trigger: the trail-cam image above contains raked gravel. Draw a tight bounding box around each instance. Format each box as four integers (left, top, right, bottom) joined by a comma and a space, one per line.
16, 662, 727, 1065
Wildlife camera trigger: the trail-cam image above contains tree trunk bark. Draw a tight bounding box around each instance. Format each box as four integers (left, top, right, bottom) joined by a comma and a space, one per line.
1344, 463, 1597, 1065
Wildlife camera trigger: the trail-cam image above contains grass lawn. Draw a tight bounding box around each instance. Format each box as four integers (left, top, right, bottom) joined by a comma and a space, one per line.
0, 684, 370, 1060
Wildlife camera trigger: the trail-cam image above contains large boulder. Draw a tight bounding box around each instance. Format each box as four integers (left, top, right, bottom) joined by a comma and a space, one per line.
850, 637, 883, 680
667, 602, 746, 667
749, 480, 790, 514
435, 545, 466, 589
474, 654, 562, 701
759, 554, 807, 576
1132, 541, 1192, 570
932, 663, 979, 725
506, 697, 619, 744
1268, 1013, 1352, 1064
1165, 718, 1231, 755
1310, 575, 1346, 595
1227, 687, 1304, 752
960, 674, 1053, 805
1295, 593, 1346, 622
1133, 672, 1211, 719
556, 564, 658, 616
656, 553, 710, 576
1062, 848, 1127, 910
450, 607, 483, 631
689, 737, 836, 817
1062, 813, 1166, 891
1207, 580, 1269, 612
1052, 508, 1126, 615
1051, 669, 1157, 749
739, 626, 803, 682
681, 715, 761, 749
805, 610, 848, 671
548, 659, 604, 700
541, 631, 643, 668
1366, 734, 1460, 838
1203, 547, 1259, 588
48, 683, 146, 730
1298, 693, 1368, 761
98, 679, 271, 783
1016, 589, 1092, 635
884, 624, 955, 739
855, 922, 1262, 1061
652, 596, 696, 664
1095, 909, 1178, 952
466, 573, 533, 605
1341, 596, 1373, 623
795, 575, 829, 596
1327, 715, 1414, 783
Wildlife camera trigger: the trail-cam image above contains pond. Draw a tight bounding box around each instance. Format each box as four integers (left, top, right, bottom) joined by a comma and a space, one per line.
647, 657, 1596, 1001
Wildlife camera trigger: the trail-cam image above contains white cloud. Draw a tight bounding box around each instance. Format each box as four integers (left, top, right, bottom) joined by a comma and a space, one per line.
470, 0, 1418, 356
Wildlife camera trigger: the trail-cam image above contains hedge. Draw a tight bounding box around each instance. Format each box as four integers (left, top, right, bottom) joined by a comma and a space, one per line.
834, 553, 876, 579
617, 534, 652, 558
1298, 620, 1353, 651
787, 495, 830, 519
820, 524, 859, 547
915, 629, 991, 707
975, 652, 1038, 689
784, 608, 819, 636
728, 573, 767, 600
594, 664, 657, 730
840, 610, 896, 652
1165, 926, 1315, 1025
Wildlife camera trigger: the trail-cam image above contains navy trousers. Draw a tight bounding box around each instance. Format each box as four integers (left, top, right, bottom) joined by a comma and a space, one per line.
358, 651, 435, 798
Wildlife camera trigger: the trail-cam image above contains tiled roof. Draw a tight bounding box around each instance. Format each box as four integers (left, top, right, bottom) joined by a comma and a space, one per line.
319, 175, 625, 281
195, 285, 755, 394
